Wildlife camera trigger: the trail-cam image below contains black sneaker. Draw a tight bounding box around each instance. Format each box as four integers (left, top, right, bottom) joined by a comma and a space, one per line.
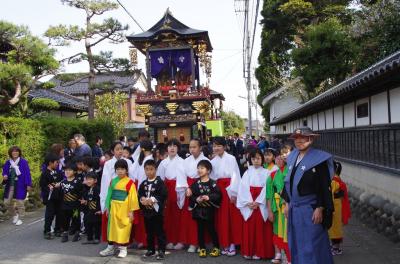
72, 233, 81, 242
143, 250, 156, 258
61, 232, 68, 243
44, 232, 53, 240
156, 251, 165, 260
69, 229, 75, 236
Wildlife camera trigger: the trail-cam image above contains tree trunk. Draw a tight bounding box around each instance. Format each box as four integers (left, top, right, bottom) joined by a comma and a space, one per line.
8, 79, 22, 105
86, 15, 95, 119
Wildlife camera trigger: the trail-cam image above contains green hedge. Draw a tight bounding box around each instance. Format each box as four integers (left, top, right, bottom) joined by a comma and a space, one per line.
0, 117, 114, 188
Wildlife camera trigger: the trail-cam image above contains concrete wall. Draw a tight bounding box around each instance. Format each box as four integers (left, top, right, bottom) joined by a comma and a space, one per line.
270, 94, 301, 121
341, 160, 400, 205
390, 87, 400, 123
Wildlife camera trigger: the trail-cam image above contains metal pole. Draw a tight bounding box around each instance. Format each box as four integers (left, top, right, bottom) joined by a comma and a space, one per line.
254, 84, 259, 136
245, 0, 252, 137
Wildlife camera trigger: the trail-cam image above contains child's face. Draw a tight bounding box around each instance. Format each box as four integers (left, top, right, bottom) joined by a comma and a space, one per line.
144, 165, 156, 179
264, 153, 274, 164
122, 149, 130, 159
76, 162, 84, 171
167, 144, 178, 157
83, 164, 90, 172
113, 144, 123, 158
116, 167, 127, 178
276, 156, 285, 168
49, 160, 59, 170
212, 143, 224, 156
85, 177, 96, 187
64, 168, 75, 178
251, 153, 263, 167
197, 165, 209, 178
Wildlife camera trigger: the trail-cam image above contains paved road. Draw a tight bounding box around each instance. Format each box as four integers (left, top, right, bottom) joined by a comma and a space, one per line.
0, 209, 400, 264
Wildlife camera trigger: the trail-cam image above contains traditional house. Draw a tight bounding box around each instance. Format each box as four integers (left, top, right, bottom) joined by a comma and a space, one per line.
28, 88, 88, 117
51, 70, 148, 128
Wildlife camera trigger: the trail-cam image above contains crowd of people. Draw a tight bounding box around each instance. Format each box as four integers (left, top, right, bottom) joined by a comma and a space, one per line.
1, 128, 351, 263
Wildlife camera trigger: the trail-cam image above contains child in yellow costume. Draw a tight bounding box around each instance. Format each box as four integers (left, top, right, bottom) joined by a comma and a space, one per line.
329, 161, 351, 256
99, 159, 139, 258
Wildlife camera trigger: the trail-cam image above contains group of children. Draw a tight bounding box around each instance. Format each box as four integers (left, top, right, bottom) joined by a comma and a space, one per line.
2, 135, 350, 262
40, 153, 101, 243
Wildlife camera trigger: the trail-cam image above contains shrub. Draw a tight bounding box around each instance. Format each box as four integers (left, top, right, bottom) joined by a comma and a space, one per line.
0, 117, 114, 190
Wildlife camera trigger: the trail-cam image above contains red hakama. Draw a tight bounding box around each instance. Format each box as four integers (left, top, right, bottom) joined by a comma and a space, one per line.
241, 186, 274, 258
164, 178, 182, 244
132, 180, 147, 246
216, 178, 243, 248
101, 213, 108, 242
179, 177, 198, 245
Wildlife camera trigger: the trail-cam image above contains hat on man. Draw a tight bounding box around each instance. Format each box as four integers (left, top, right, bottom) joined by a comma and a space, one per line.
289, 127, 319, 139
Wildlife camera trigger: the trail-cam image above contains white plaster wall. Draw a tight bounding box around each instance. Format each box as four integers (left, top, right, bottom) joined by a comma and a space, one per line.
307, 115, 313, 129
356, 97, 370, 126
326, 109, 334, 129
334, 106, 343, 128
371, 92, 389, 125
390, 87, 400, 123
344, 102, 355, 128
312, 114, 318, 130
341, 160, 400, 205
318, 111, 326, 130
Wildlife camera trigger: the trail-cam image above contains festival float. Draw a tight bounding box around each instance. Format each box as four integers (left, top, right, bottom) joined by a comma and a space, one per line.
127, 9, 224, 145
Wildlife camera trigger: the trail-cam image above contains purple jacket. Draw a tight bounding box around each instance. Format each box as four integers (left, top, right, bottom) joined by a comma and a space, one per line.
2, 158, 32, 200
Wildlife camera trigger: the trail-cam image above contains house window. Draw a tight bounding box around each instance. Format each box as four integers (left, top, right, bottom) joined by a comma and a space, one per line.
357, 103, 369, 118
283, 125, 287, 132
303, 120, 307, 126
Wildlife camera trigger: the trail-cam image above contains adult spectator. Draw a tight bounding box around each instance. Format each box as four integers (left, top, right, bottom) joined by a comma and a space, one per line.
92, 136, 104, 158
74, 134, 92, 157
127, 137, 137, 151
64, 139, 76, 163
270, 136, 281, 153
282, 127, 334, 264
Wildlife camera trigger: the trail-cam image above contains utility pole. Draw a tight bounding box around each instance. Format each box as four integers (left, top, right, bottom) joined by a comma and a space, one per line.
244, 0, 252, 137
253, 84, 259, 136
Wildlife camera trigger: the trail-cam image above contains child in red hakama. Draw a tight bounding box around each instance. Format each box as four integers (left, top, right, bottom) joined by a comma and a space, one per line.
131, 140, 154, 248
237, 148, 274, 260
176, 139, 209, 253
210, 137, 242, 256
157, 139, 186, 250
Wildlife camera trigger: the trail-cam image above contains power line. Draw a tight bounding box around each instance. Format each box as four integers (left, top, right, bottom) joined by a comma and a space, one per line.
116, 0, 145, 32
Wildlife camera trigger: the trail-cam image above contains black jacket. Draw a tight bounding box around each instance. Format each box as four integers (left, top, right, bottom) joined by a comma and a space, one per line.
189, 178, 221, 220
39, 169, 63, 204
138, 176, 168, 218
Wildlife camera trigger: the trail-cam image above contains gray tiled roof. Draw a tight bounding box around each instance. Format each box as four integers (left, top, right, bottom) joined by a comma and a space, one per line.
28, 88, 88, 111
270, 50, 400, 125
52, 71, 142, 96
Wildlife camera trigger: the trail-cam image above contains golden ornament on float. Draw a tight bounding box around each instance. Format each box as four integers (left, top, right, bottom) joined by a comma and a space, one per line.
166, 102, 179, 114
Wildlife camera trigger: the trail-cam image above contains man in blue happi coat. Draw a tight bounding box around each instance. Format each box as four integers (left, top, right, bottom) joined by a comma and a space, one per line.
282, 127, 334, 264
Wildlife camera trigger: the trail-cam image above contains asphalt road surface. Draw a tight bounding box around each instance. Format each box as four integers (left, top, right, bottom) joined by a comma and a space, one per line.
0, 209, 399, 264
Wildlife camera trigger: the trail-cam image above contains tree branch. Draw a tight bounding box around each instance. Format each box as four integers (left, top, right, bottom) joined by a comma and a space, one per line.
8, 79, 22, 105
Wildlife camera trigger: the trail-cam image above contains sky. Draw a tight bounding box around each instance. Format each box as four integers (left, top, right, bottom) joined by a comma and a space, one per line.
1, 0, 263, 118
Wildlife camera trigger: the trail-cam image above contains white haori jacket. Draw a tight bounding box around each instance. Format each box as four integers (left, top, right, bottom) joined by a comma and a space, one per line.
210, 151, 241, 199
157, 155, 186, 209
236, 166, 270, 221
175, 153, 209, 209
132, 154, 154, 187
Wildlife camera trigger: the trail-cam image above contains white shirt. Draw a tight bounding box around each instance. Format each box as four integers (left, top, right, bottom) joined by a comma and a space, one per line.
99, 156, 135, 212
210, 151, 241, 198
132, 154, 154, 187
157, 155, 186, 209
236, 166, 270, 221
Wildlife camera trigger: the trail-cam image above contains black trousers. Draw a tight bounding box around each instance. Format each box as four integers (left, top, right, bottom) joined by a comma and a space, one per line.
84, 214, 101, 240
62, 208, 81, 234
144, 214, 166, 252
196, 217, 219, 249
44, 200, 62, 233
